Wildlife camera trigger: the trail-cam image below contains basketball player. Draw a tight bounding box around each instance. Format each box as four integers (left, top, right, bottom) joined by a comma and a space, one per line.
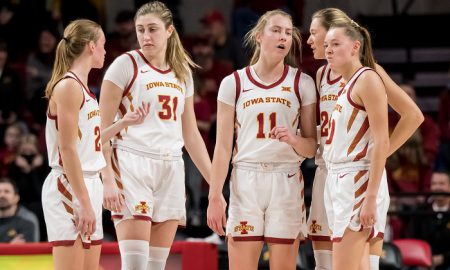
42, 19, 147, 270
207, 9, 317, 270
99, 2, 213, 270
322, 20, 390, 270
306, 8, 424, 270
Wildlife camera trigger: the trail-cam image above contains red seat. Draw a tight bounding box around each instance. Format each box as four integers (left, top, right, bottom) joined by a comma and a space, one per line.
392, 238, 432, 267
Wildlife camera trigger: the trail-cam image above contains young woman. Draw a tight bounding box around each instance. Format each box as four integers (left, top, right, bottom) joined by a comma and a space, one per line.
99, 2, 212, 270
306, 8, 424, 270
207, 9, 317, 270
42, 19, 148, 270
322, 20, 390, 270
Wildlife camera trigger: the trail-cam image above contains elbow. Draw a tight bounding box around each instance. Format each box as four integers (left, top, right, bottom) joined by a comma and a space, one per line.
415, 109, 425, 125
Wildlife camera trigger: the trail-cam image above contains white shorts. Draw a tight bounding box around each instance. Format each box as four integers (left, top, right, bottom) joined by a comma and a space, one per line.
42, 169, 103, 249
226, 162, 307, 244
324, 166, 389, 242
307, 165, 331, 241
111, 148, 186, 226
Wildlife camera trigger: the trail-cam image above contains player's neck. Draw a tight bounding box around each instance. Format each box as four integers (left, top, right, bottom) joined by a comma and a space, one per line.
340, 62, 363, 82
253, 58, 285, 83
70, 58, 91, 85
141, 50, 169, 71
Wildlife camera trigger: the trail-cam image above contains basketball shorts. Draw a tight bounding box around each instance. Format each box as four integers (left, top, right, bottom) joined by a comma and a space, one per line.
307, 165, 331, 241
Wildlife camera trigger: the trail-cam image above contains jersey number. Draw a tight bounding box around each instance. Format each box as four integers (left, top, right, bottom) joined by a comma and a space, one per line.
158, 95, 178, 121
94, 126, 101, 151
324, 119, 335, 145
320, 111, 329, 137
256, 112, 276, 138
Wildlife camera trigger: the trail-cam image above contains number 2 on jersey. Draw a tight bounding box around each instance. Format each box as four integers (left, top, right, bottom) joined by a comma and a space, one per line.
256, 112, 276, 138
320, 111, 329, 137
158, 95, 178, 121
94, 126, 101, 151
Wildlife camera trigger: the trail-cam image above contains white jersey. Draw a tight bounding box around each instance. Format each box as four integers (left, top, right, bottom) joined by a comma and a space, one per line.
104, 50, 194, 156
218, 65, 317, 163
315, 64, 344, 166
323, 67, 374, 167
46, 71, 106, 172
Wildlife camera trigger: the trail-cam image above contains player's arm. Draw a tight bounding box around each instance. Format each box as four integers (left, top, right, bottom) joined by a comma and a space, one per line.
101, 101, 150, 144
375, 64, 424, 156
182, 96, 212, 184
99, 80, 124, 212
54, 79, 95, 236
207, 101, 235, 235
353, 71, 390, 227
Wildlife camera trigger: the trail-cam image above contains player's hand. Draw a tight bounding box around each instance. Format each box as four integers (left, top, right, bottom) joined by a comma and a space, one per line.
360, 195, 377, 228
75, 202, 96, 236
103, 181, 124, 212
270, 126, 296, 145
207, 195, 227, 236
122, 102, 150, 127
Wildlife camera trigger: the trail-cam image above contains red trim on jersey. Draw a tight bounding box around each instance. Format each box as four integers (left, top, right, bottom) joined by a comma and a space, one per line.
326, 67, 342, 85
347, 117, 369, 156
353, 197, 365, 211
294, 69, 303, 107
124, 52, 138, 97
232, 236, 264, 242
367, 227, 375, 241
47, 108, 57, 120
308, 235, 332, 242
136, 49, 171, 74
233, 71, 241, 104
51, 240, 75, 247
347, 108, 359, 132
346, 68, 370, 111
355, 180, 369, 198
354, 142, 369, 161
62, 201, 74, 215
111, 214, 124, 220
375, 232, 384, 239
265, 237, 295, 244
57, 177, 73, 201
354, 170, 368, 184
133, 215, 152, 221
68, 71, 97, 99
332, 237, 343, 242
245, 65, 289, 89
319, 64, 327, 87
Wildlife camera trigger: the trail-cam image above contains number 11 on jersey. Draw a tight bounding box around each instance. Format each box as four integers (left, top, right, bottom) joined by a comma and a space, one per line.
256, 112, 276, 138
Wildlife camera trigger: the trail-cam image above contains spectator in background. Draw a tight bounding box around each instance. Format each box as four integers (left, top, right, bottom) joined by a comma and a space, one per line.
105, 10, 138, 68
411, 170, 450, 270
192, 36, 233, 115
25, 27, 58, 126
437, 84, 450, 171
0, 41, 21, 132
0, 124, 22, 177
8, 134, 47, 240
184, 76, 212, 226
0, 177, 39, 243
387, 84, 439, 193
200, 9, 247, 69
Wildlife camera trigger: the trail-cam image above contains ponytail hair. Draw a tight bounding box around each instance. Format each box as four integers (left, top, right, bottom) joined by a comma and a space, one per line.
312, 8, 352, 31
135, 1, 198, 84
330, 20, 376, 69
44, 19, 101, 99
244, 9, 302, 67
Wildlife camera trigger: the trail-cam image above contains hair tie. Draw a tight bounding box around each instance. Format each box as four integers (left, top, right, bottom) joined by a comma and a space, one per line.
62, 37, 69, 42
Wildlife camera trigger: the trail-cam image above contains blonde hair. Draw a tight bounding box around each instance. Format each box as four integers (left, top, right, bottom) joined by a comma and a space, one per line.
44, 19, 101, 99
311, 8, 352, 31
330, 20, 376, 69
135, 1, 197, 83
244, 9, 301, 67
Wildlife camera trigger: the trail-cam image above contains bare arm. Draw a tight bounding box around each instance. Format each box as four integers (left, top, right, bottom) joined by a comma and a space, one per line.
353, 71, 390, 227
375, 64, 424, 156
99, 80, 124, 212
182, 96, 212, 184
207, 101, 235, 235
53, 79, 95, 235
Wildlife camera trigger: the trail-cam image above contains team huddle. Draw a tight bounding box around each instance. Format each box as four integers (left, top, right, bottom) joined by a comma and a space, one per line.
41, 1, 424, 270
